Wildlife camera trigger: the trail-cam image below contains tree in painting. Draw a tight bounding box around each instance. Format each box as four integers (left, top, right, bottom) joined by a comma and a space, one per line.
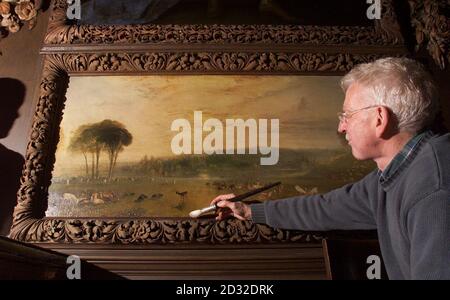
96, 120, 133, 181
68, 120, 133, 181
68, 124, 97, 179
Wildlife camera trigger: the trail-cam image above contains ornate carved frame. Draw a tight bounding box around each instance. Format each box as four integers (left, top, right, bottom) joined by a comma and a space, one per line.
9, 0, 408, 278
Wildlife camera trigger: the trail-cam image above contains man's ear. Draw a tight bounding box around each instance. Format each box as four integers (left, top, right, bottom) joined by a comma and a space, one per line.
375, 106, 390, 138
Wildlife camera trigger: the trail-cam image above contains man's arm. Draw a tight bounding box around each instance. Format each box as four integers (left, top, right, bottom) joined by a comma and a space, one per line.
407, 189, 450, 279
250, 171, 379, 231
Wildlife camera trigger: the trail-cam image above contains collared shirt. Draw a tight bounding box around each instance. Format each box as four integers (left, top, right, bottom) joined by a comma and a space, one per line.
378, 130, 433, 184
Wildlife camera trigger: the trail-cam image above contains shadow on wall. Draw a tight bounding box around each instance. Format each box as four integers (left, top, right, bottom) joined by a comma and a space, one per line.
0, 78, 25, 236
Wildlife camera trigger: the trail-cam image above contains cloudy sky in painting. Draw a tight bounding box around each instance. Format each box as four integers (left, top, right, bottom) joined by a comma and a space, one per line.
55, 75, 345, 167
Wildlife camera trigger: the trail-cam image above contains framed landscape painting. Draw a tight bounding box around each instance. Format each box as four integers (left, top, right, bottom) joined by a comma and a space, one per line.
48, 75, 374, 218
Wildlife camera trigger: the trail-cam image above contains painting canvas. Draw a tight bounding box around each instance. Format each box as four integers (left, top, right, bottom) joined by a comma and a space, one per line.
47, 75, 374, 218
79, 0, 372, 26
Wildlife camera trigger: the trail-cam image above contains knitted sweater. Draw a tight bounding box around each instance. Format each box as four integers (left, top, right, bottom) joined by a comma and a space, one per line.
250, 133, 450, 279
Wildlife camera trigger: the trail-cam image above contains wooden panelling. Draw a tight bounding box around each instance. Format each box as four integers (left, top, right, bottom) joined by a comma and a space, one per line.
37, 243, 326, 279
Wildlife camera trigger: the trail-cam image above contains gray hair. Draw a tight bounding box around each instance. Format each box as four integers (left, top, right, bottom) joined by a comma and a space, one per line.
341, 57, 439, 133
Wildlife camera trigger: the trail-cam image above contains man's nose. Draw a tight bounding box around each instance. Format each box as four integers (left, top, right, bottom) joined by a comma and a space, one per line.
338, 120, 346, 133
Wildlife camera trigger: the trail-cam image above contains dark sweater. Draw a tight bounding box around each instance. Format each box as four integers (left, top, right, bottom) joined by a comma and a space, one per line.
250, 133, 450, 279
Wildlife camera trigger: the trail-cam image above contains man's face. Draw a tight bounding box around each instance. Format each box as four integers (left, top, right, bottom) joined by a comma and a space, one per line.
338, 83, 378, 160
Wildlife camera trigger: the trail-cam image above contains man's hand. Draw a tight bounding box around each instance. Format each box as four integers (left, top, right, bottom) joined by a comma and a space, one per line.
210, 194, 252, 221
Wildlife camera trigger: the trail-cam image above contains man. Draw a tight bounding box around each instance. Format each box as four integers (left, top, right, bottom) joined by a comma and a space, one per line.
211, 57, 450, 280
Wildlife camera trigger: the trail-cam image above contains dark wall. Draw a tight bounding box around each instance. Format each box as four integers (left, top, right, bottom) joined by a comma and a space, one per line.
431, 66, 450, 132
0, 9, 49, 156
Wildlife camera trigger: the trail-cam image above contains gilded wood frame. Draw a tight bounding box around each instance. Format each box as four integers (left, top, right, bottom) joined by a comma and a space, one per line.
9, 1, 407, 277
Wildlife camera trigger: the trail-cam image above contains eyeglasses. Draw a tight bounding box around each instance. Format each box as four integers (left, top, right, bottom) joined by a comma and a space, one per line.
337, 105, 379, 123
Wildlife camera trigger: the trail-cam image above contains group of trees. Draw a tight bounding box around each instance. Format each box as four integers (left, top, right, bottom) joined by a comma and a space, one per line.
68, 120, 133, 181
129, 152, 264, 177
134, 155, 204, 177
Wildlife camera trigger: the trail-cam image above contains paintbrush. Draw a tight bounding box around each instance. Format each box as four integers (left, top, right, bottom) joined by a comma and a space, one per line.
188, 181, 281, 218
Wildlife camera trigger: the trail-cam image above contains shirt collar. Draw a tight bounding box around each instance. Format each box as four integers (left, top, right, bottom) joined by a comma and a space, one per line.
378, 130, 433, 185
